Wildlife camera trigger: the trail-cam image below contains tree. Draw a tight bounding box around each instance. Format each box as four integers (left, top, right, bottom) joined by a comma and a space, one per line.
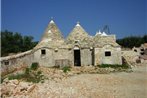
143, 35, 147, 43
22, 36, 34, 51
116, 35, 147, 48
1, 30, 38, 57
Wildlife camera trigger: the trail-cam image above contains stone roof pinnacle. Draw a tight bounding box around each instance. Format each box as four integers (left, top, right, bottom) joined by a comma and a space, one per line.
50, 17, 54, 24
50, 20, 54, 24
76, 21, 81, 26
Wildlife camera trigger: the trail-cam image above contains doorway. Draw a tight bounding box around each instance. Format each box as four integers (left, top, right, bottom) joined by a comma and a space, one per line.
74, 50, 81, 66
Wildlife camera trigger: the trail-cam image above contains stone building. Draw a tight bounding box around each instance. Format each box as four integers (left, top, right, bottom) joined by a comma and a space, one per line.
1, 19, 122, 75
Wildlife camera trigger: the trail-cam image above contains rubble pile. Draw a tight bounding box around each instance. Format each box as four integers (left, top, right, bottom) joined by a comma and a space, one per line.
1, 79, 36, 98
122, 50, 140, 66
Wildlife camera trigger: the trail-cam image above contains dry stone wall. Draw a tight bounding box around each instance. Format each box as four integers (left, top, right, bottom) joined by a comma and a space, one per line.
0, 50, 33, 76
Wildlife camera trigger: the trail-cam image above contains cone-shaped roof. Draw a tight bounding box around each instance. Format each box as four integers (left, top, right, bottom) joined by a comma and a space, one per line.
66, 22, 90, 44
34, 20, 64, 49
93, 35, 120, 47
41, 19, 64, 41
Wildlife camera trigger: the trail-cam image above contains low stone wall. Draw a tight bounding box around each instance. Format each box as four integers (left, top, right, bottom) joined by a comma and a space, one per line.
0, 50, 33, 76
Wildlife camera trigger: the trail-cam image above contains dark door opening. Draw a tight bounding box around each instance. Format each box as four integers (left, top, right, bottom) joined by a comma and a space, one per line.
91, 49, 95, 65
74, 50, 81, 66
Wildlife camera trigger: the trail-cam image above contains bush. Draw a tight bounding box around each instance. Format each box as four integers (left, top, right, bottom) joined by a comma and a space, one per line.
98, 64, 129, 69
31, 62, 39, 70
62, 66, 71, 73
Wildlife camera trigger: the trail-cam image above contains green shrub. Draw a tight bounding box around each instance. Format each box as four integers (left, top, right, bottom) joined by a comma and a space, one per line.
98, 64, 129, 69
31, 62, 39, 70
62, 66, 71, 73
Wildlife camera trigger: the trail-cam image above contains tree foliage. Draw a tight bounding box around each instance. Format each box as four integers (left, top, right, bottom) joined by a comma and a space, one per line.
116, 35, 147, 48
1, 30, 38, 56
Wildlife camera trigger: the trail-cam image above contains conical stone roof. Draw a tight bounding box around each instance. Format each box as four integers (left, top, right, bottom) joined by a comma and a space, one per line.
66, 22, 90, 45
34, 20, 64, 49
93, 34, 120, 47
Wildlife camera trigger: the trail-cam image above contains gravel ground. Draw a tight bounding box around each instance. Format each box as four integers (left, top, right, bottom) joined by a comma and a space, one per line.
29, 65, 147, 98
1, 65, 147, 98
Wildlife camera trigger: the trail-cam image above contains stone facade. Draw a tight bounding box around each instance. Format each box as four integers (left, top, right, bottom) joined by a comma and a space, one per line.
0, 19, 122, 75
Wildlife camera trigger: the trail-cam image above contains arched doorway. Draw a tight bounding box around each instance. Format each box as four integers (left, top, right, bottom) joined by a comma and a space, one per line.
74, 46, 81, 66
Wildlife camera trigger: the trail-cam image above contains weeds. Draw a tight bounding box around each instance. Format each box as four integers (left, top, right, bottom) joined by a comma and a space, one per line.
98, 64, 130, 69
8, 63, 45, 83
31, 62, 39, 70
62, 66, 71, 73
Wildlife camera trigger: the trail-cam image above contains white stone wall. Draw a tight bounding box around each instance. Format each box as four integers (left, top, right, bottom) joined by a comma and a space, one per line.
94, 45, 122, 65
0, 50, 33, 76
33, 48, 74, 67
33, 48, 54, 67
53, 49, 73, 66
81, 48, 93, 66
1, 45, 122, 76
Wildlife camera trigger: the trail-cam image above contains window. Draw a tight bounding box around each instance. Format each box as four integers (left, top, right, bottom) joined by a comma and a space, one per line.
41, 49, 46, 55
140, 52, 144, 55
105, 51, 111, 56
4, 61, 9, 65
140, 48, 144, 51
134, 49, 137, 52
75, 40, 79, 43
55, 48, 58, 52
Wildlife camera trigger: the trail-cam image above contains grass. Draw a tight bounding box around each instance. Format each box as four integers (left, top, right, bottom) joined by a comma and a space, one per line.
8, 63, 45, 83
98, 64, 130, 69
8, 73, 25, 80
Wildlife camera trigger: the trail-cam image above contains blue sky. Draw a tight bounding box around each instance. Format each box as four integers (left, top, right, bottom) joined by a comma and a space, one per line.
1, 0, 146, 41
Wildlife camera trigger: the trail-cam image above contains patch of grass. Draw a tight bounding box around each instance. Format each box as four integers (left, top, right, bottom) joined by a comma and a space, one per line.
98, 64, 130, 69
62, 66, 71, 73
8, 73, 25, 80
24, 70, 45, 83
8, 63, 45, 83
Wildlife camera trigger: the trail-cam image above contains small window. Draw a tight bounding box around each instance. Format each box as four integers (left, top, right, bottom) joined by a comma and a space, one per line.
4, 61, 9, 65
140, 52, 144, 55
134, 49, 137, 52
55, 48, 58, 52
75, 40, 79, 43
140, 48, 144, 51
105, 51, 111, 56
41, 49, 46, 55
